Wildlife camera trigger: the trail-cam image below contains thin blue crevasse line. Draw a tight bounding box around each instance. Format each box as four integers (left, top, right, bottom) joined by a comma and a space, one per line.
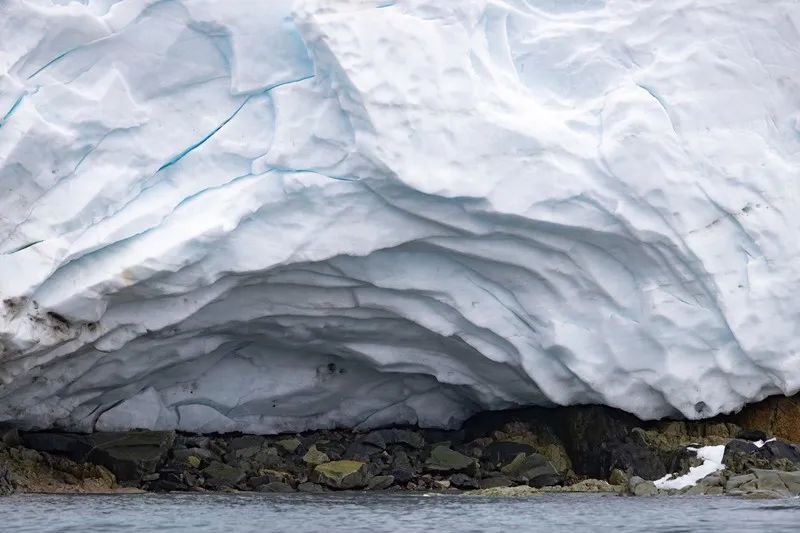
156, 74, 315, 173
0, 94, 26, 129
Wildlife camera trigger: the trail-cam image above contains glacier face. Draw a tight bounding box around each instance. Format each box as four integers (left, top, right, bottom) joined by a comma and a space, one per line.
1, 0, 800, 434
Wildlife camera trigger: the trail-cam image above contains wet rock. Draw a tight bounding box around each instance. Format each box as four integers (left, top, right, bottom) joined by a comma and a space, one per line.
302, 445, 330, 466
628, 476, 658, 497
297, 481, 325, 493
312, 460, 368, 490
367, 475, 395, 490
257, 481, 295, 493
449, 473, 479, 490
425, 446, 479, 476
478, 476, 513, 489
202, 461, 245, 488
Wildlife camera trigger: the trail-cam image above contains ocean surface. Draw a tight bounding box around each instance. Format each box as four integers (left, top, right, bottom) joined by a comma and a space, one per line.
1, 492, 798, 532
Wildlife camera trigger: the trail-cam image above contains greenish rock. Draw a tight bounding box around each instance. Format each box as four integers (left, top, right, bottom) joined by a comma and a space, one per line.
276, 438, 302, 453
609, 468, 628, 486
425, 446, 479, 476
500, 452, 527, 475
202, 461, 245, 488
303, 445, 330, 466
185, 456, 201, 469
367, 475, 395, 490
501, 452, 560, 487
313, 460, 367, 489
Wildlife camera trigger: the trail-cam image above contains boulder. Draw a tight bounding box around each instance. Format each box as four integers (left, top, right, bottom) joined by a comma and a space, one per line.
313, 460, 368, 490
501, 453, 561, 487
256, 481, 295, 493
202, 461, 245, 488
723, 439, 800, 474
302, 445, 330, 466
367, 475, 395, 490
275, 438, 301, 454
449, 473, 479, 489
628, 476, 658, 497
425, 446, 479, 476
297, 481, 326, 493
390, 451, 417, 483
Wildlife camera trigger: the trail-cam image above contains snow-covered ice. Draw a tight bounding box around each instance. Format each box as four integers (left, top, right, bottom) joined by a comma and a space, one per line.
654, 445, 726, 490
1, 0, 800, 433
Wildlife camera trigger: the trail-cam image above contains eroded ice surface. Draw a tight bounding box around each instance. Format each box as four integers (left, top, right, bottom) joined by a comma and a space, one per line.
1, 0, 800, 433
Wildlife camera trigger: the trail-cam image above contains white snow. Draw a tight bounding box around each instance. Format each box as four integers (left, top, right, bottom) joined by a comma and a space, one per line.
1, 0, 800, 433
753, 438, 776, 449
654, 445, 726, 490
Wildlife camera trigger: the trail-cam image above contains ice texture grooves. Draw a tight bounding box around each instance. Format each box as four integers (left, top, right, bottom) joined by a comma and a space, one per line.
1, 0, 800, 433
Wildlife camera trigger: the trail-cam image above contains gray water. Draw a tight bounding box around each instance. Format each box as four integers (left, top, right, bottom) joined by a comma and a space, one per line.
1, 493, 798, 532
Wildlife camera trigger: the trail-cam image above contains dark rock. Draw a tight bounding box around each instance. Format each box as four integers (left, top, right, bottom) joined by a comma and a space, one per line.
173, 447, 216, 463
723, 439, 800, 474
257, 481, 296, 493
425, 446, 479, 476
148, 479, 186, 492
478, 476, 513, 489
229, 436, 265, 452
390, 451, 418, 483
0, 425, 22, 448
202, 461, 245, 488
367, 475, 395, 490
449, 473, 479, 489
736, 429, 768, 442
297, 482, 325, 493
0, 464, 14, 495
24, 430, 175, 482
483, 441, 535, 465
86, 431, 176, 481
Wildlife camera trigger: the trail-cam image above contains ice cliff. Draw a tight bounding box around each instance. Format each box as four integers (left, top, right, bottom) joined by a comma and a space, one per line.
1, 0, 800, 434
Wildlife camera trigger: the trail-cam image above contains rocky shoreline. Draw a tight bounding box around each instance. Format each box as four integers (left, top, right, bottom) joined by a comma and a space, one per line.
2, 396, 800, 499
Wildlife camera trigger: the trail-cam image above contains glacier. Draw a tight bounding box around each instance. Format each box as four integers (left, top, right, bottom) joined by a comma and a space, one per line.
1, 0, 800, 434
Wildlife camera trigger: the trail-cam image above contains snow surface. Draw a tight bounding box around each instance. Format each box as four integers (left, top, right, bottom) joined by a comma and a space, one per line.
2, 0, 800, 433
653, 445, 726, 490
